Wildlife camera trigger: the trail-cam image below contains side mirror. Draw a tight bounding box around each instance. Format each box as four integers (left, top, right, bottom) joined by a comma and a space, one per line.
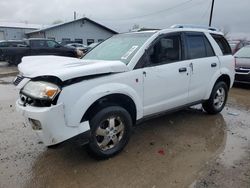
55, 44, 61, 48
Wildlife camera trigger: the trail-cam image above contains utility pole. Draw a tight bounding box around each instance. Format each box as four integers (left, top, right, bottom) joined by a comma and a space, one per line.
74, 11, 77, 20
209, 0, 215, 26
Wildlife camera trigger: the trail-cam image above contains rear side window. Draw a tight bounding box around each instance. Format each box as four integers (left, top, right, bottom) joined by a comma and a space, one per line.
211, 34, 232, 55
204, 37, 215, 57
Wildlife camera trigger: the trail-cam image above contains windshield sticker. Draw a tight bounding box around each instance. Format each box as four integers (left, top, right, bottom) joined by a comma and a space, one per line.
121, 46, 138, 60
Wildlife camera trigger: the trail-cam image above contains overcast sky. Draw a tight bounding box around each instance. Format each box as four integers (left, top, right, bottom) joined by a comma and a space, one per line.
0, 0, 249, 38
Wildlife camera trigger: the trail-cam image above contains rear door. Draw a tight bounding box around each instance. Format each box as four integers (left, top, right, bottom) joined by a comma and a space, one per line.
142, 32, 191, 116
183, 32, 220, 103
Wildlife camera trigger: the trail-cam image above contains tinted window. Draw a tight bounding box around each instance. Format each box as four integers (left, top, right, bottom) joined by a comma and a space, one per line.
204, 37, 215, 57
31, 40, 46, 48
211, 34, 232, 55
46, 40, 58, 48
148, 35, 181, 65
0, 42, 7, 47
186, 35, 206, 59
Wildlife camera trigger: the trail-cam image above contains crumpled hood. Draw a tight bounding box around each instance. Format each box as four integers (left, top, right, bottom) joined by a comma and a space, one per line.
18, 55, 129, 81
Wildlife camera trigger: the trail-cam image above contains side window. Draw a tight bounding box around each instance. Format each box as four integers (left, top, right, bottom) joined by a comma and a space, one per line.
30, 40, 46, 48
211, 34, 232, 55
204, 36, 215, 57
148, 35, 182, 65
185, 35, 206, 59
47, 40, 58, 48
0, 42, 7, 47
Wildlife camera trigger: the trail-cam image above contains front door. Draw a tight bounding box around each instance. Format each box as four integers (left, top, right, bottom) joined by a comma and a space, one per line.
142, 33, 191, 116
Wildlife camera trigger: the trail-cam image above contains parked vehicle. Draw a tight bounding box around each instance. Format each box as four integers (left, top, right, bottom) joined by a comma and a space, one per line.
14, 27, 234, 158
234, 45, 250, 83
0, 38, 79, 65
66, 43, 88, 53
0, 40, 27, 61
229, 40, 250, 54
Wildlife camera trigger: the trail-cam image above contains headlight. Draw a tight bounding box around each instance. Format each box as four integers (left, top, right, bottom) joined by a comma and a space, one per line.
21, 81, 61, 100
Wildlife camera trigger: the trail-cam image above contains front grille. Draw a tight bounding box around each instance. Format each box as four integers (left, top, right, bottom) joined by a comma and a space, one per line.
13, 75, 24, 86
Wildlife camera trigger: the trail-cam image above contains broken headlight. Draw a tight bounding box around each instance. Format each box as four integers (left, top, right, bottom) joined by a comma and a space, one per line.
21, 81, 61, 100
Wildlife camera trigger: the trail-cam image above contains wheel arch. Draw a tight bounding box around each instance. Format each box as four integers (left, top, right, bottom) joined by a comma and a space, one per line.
82, 93, 137, 125
205, 73, 231, 99
215, 74, 231, 89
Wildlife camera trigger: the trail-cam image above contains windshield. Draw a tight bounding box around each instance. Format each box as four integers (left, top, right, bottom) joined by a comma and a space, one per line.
235, 46, 250, 58
83, 32, 154, 64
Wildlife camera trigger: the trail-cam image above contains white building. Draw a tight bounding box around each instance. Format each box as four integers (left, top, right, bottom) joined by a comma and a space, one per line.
0, 22, 41, 40
26, 17, 118, 45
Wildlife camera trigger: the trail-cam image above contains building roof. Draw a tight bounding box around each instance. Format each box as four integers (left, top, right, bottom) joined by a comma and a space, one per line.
26, 17, 118, 34
0, 22, 42, 29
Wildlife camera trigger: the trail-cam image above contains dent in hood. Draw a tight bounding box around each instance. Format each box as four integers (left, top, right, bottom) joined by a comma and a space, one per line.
18, 55, 129, 81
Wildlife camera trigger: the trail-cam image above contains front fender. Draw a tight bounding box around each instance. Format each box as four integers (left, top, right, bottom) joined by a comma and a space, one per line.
64, 83, 143, 127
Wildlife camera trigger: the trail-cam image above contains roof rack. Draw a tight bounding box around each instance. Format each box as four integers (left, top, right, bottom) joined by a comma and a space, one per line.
170, 24, 218, 31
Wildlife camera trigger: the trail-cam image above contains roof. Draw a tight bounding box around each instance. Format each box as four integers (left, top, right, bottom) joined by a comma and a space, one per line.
26, 17, 118, 35
0, 22, 42, 29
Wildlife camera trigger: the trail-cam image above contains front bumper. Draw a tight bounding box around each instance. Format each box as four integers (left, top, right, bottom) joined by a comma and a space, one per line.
16, 100, 90, 146
235, 73, 250, 83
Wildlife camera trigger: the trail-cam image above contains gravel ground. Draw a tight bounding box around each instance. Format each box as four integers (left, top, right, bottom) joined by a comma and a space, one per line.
0, 72, 250, 188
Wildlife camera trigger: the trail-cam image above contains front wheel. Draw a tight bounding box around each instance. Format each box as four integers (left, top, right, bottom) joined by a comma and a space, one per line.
202, 81, 228, 114
88, 106, 132, 159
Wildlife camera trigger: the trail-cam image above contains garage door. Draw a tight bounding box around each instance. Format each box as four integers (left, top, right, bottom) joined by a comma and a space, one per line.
0, 31, 5, 40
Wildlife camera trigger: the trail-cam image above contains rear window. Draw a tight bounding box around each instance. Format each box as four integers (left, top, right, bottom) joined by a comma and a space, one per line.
211, 34, 232, 55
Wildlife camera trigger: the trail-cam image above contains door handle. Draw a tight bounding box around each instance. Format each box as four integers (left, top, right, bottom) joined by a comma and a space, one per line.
179, 67, 187, 73
211, 63, 217, 67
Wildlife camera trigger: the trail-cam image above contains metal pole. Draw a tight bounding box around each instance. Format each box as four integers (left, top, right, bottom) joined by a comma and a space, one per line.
209, 0, 215, 26
74, 11, 76, 20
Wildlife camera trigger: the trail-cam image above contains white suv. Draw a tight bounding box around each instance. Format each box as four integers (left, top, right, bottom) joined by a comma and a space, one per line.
14, 27, 235, 158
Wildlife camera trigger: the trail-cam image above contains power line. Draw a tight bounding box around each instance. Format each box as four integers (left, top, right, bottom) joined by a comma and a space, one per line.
95, 0, 194, 22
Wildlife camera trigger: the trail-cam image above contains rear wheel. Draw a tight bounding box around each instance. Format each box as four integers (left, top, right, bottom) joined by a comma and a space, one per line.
202, 81, 228, 114
88, 106, 132, 159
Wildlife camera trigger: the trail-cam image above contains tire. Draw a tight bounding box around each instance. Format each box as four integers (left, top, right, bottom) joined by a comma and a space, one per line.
8, 56, 20, 66
88, 106, 132, 159
202, 81, 228, 114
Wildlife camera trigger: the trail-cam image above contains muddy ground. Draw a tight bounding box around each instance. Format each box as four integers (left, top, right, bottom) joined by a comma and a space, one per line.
0, 72, 250, 187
